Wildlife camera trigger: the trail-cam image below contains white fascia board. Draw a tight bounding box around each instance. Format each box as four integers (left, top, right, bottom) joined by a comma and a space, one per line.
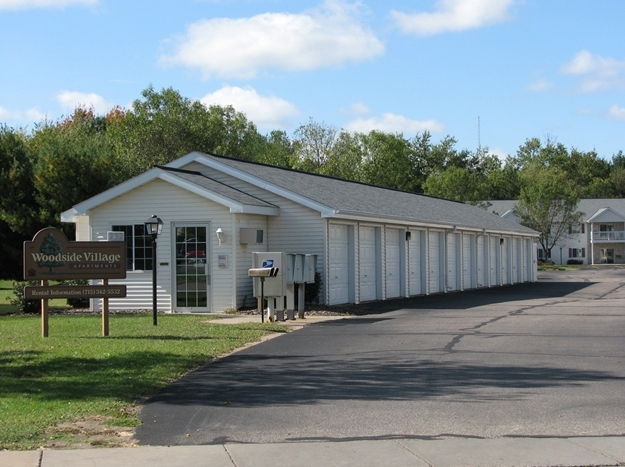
157, 172, 278, 216
61, 208, 80, 223
170, 153, 336, 218
333, 211, 539, 237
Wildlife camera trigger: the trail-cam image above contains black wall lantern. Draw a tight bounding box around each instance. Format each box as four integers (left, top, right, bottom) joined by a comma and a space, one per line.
145, 215, 163, 326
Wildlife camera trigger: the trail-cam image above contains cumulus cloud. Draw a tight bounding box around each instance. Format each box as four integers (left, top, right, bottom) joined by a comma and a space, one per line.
0, 106, 46, 122
391, 0, 514, 36
56, 91, 113, 114
561, 50, 625, 92
608, 105, 625, 121
200, 86, 299, 130
160, 0, 385, 79
0, 0, 96, 9
343, 113, 444, 134
339, 102, 371, 117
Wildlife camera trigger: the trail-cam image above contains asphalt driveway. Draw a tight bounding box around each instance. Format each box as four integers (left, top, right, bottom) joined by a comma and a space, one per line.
136, 267, 625, 445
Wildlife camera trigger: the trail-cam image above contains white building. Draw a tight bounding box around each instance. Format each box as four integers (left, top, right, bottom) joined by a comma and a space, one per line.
61, 152, 539, 313
488, 199, 625, 265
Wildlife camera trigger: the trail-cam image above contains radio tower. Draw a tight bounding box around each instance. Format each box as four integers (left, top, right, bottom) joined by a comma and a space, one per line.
477, 116, 481, 154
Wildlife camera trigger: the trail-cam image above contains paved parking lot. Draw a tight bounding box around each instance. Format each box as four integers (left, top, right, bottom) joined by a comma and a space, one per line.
136, 267, 625, 445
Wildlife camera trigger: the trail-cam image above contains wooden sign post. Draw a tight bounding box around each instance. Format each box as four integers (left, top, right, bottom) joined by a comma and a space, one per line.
23, 227, 127, 337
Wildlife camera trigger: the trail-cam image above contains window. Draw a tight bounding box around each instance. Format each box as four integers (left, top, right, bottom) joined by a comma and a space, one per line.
569, 248, 585, 258
569, 224, 585, 234
538, 249, 551, 259
112, 225, 153, 271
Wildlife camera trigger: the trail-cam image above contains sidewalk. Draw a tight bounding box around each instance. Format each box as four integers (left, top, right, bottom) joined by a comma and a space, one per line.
4, 436, 625, 467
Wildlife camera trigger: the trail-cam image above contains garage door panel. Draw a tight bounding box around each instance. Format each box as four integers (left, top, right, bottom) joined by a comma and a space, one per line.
329, 224, 349, 305
359, 226, 377, 302
386, 228, 401, 298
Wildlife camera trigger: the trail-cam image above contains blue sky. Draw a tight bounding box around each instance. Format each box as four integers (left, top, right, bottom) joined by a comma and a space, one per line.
1, 0, 624, 160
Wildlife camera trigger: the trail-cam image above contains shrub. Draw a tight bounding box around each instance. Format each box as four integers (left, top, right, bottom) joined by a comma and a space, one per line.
60, 279, 90, 308
9, 281, 40, 314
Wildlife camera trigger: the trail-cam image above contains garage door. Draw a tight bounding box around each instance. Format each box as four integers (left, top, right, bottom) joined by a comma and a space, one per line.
385, 228, 401, 298
476, 234, 486, 287
329, 224, 350, 305
489, 236, 499, 286
408, 230, 423, 295
462, 233, 476, 290
429, 231, 442, 293
446, 233, 460, 291
501, 238, 510, 285
359, 226, 377, 302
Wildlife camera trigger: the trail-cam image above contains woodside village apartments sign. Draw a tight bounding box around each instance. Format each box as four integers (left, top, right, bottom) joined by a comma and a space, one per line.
23, 227, 127, 337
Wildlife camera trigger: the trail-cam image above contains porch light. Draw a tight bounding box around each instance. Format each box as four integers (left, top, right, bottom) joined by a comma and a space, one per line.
145, 215, 163, 326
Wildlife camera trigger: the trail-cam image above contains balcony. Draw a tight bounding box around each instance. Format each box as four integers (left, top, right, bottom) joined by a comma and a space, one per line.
591, 230, 625, 242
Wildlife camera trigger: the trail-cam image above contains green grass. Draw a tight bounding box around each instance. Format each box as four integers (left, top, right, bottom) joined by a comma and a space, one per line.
0, 313, 285, 450
0, 280, 71, 316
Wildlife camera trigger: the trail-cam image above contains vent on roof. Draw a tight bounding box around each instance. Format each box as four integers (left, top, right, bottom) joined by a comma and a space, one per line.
240, 228, 264, 245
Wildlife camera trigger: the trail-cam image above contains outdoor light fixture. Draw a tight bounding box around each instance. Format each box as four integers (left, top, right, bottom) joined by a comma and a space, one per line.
216, 227, 224, 247
145, 215, 163, 326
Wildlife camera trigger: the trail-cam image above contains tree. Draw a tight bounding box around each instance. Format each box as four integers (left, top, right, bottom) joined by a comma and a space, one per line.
107, 86, 263, 181
320, 131, 363, 181
291, 119, 337, 173
359, 131, 421, 192
422, 166, 489, 202
515, 165, 584, 259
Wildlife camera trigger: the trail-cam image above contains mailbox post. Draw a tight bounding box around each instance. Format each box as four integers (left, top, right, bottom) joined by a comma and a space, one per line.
248, 267, 279, 323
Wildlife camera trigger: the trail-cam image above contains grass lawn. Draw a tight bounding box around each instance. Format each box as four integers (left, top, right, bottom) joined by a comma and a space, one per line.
0, 313, 285, 450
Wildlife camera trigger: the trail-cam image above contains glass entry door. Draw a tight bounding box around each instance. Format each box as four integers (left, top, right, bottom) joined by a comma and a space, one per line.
174, 224, 210, 312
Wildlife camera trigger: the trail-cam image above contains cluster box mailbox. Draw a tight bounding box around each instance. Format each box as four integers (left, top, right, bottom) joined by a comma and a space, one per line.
286, 254, 317, 284
251, 252, 286, 297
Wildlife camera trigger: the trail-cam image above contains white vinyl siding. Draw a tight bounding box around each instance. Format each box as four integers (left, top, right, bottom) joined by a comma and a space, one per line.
87, 179, 233, 312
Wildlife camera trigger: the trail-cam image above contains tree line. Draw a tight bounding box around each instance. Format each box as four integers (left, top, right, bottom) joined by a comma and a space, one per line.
1, 86, 624, 277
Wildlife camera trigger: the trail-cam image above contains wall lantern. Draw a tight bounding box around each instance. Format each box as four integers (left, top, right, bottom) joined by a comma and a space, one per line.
216, 227, 225, 247
145, 215, 163, 326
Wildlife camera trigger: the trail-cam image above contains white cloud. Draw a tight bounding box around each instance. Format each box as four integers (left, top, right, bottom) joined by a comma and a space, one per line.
561, 50, 625, 92
160, 0, 385, 79
340, 102, 371, 117
526, 79, 552, 92
200, 86, 299, 130
56, 91, 113, 114
608, 105, 625, 121
0, 106, 46, 122
343, 113, 444, 134
391, 0, 514, 36
0, 0, 96, 10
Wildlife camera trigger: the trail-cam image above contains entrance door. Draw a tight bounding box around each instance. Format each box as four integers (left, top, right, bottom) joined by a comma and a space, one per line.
600, 248, 615, 264
174, 225, 210, 312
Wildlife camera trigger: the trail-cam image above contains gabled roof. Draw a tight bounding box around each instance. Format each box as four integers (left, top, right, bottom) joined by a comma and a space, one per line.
61, 165, 279, 222
587, 206, 625, 223
487, 199, 625, 225
167, 152, 538, 235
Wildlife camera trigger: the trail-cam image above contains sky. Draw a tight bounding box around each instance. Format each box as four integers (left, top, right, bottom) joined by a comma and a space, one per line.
0, 0, 624, 160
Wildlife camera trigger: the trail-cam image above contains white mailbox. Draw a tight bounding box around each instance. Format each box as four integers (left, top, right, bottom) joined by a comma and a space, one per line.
252, 252, 286, 297
304, 254, 317, 283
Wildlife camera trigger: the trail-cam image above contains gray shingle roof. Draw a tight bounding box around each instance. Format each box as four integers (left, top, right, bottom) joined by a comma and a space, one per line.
200, 153, 537, 235
487, 199, 625, 223
159, 166, 277, 209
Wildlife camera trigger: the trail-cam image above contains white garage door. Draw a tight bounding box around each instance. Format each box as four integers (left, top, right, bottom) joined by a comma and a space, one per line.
476, 234, 486, 287
359, 226, 377, 302
408, 230, 423, 295
429, 231, 442, 293
446, 233, 460, 292
385, 228, 401, 298
329, 224, 350, 305
501, 238, 510, 285
489, 236, 499, 286
462, 233, 475, 290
